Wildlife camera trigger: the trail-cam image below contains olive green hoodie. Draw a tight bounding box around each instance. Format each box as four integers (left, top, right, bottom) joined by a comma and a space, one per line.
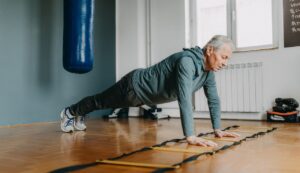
132, 46, 221, 137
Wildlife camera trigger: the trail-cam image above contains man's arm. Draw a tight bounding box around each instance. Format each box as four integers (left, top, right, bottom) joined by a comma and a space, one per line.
175, 57, 195, 137
175, 57, 219, 146
203, 73, 240, 138
203, 73, 221, 130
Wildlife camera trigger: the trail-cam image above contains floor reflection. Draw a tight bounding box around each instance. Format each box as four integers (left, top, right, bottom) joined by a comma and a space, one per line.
110, 118, 159, 154
60, 131, 86, 156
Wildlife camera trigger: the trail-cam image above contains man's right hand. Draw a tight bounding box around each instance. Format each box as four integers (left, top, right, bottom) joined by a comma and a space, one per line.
186, 135, 218, 147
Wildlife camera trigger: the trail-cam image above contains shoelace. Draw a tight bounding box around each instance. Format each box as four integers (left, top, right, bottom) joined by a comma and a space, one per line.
65, 118, 74, 127
64, 109, 74, 127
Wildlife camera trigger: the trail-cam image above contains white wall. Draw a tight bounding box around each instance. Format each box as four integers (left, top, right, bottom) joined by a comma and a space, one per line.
116, 0, 187, 78
116, 0, 187, 112
116, 0, 147, 80
149, 0, 186, 64
116, 0, 300, 120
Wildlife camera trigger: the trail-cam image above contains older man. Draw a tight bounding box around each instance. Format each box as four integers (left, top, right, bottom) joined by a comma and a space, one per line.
60, 35, 239, 147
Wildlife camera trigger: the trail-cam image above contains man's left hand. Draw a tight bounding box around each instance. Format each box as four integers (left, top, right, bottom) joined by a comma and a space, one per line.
214, 129, 240, 138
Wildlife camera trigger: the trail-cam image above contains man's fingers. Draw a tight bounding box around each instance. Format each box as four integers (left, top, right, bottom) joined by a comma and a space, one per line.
187, 136, 219, 147
216, 130, 241, 138
197, 140, 218, 147
205, 141, 217, 147
197, 142, 207, 147
231, 132, 240, 137
223, 132, 240, 138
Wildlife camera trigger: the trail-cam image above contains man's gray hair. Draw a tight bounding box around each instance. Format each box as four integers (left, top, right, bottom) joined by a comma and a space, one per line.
203, 35, 234, 51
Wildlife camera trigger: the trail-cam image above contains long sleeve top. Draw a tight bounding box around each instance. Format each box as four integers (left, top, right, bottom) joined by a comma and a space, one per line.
131, 46, 221, 136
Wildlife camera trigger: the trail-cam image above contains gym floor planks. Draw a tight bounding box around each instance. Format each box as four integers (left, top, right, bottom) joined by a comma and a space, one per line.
0, 118, 300, 173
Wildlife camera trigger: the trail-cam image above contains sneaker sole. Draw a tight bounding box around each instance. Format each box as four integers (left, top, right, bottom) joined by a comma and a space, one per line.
74, 126, 87, 131
74, 123, 87, 131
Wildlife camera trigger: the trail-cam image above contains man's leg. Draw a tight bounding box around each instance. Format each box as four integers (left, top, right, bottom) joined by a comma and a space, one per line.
69, 71, 142, 116
61, 70, 143, 132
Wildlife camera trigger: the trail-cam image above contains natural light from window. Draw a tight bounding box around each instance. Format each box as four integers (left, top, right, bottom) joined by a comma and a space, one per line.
195, 0, 274, 50
196, 0, 227, 47
236, 0, 273, 48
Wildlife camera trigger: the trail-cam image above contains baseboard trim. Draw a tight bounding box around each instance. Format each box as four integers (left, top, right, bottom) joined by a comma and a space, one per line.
0, 121, 58, 128
128, 107, 266, 120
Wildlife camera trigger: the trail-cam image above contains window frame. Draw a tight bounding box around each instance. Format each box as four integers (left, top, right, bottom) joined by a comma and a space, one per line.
190, 0, 279, 52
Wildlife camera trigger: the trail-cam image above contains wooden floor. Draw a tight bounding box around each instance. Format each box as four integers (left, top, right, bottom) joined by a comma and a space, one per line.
0, 117, 300, 173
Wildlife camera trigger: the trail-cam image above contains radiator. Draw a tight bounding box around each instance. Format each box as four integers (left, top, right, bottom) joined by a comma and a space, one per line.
195, 62, 263, 112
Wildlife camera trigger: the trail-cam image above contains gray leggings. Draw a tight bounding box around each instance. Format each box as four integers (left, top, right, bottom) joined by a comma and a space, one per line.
69, 70, 143, 117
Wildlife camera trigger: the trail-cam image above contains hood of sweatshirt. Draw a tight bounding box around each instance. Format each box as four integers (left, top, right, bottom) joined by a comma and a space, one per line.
182, 46, 206, 77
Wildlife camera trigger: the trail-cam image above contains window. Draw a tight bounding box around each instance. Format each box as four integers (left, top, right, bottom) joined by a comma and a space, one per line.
195, 0, 227, 47
192, 0, 276, 51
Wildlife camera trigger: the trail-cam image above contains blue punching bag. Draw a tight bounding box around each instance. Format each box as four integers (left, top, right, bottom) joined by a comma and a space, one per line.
63, 0, 94, 74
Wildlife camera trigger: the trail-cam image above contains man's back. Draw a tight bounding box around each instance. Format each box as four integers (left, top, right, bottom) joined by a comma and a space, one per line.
132, 47, 209, 105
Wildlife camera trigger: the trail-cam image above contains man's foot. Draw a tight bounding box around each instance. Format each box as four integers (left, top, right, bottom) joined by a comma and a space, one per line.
60, 108, 75, 133
74, 116, 87, 131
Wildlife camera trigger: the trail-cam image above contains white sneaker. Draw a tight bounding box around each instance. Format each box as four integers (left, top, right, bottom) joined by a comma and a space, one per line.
60, 108, 75, 133
74, 116, 87, 131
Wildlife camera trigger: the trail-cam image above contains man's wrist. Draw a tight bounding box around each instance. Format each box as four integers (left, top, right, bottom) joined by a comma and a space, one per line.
187, 135, 196, 138
214, 129, 221, 133
186, 135, 196, 141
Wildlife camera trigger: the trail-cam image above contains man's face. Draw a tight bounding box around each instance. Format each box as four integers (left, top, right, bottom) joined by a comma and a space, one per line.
205, 44, 232, 72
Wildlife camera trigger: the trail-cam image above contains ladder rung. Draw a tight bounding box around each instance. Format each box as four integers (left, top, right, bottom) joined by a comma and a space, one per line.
202, 137, 239, 142
151, 146, 213, 153
239, 126, 273, 130
227, 130, 258, 133
96, 159, 180, 169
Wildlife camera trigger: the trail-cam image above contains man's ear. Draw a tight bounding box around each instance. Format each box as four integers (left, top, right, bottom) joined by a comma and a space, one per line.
206, 46, 214, 56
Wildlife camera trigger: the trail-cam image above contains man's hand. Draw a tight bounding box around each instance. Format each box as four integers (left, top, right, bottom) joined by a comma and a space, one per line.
214, 129, 240, 138
186, 135, 218, 147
